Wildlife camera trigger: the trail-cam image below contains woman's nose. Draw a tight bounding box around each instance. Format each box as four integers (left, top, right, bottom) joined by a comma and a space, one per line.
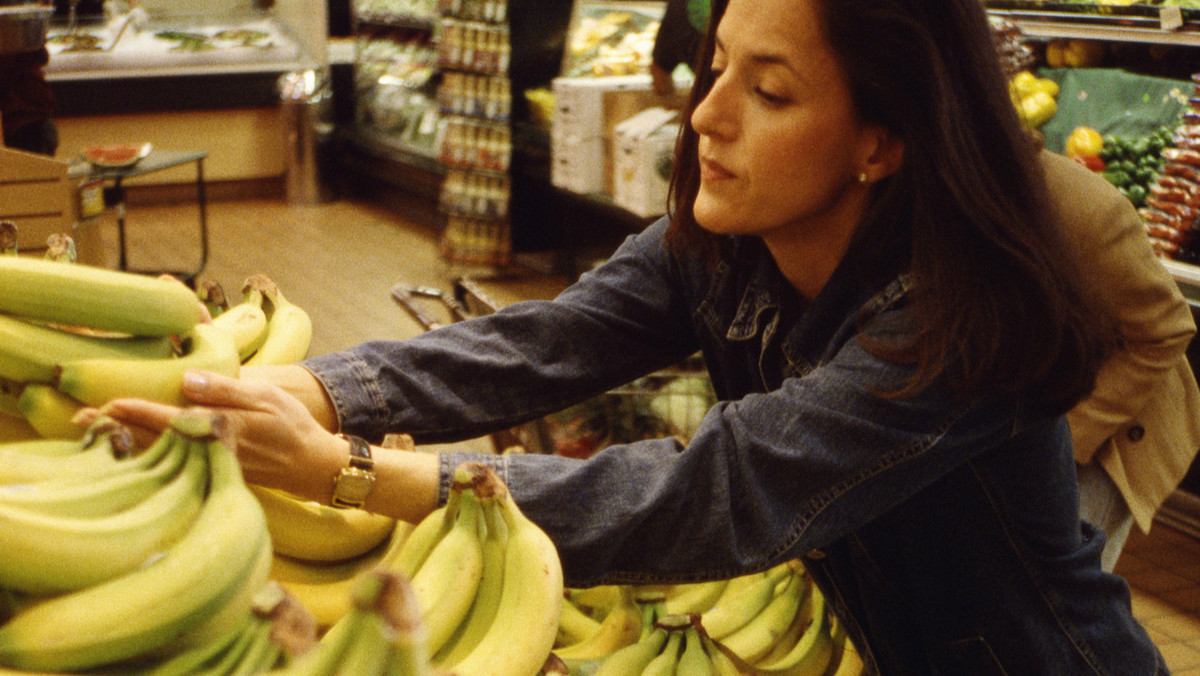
691, 78, 734, 140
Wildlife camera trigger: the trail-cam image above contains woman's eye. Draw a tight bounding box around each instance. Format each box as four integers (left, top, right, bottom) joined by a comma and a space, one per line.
755, 87, 788, 105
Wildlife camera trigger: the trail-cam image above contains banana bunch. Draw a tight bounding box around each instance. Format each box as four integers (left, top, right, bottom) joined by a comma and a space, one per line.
0, 409, 276, 673
0, 256, 243, 440
268, 569, 434, 676
383, 462, 563, 676
232, 274, 314, 367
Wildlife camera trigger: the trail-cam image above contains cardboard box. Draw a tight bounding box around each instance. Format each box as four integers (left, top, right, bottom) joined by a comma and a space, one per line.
551, 75, 689, 196
612, 107, 679, 218
0, 147, 80, 250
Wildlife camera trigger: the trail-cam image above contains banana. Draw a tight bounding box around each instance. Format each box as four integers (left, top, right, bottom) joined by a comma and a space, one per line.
250, 484, 397, 563
196, 278, 230, 318
442, 463, 563, 676
211, 299, 270, 362
0, 411, 39, 442
0, 420, 131, 484
330, 574, 404, 676
719, 560, 807, 664
552, 584, 642, 660
592, 625, 668, 676
0, 256, 202, 337
677, 625, 715, 676
752, 584, 834, 676
640, 626, 684, 676
430, 489, 507, 668
664, 578, 729, 616
700, 562, 795, 640
409, 467, 486, 656
269, 545, 389, 629
827, 631, 865, 676
43, 233, 76, 263
17, 383, 86, 439
0, 427, 204, 594
753, 577, 815, 666
567, 584, 624, 615
0, 413, 271, 672
554, 596, 604, 649
380, 572, 431, 676
705, 640, 743, 676
56, 322, 241, 407
0, 435, 82, 458
0, 420, 186, 517
241, 274, 313, 366
0, 313, 177, 385
384, 489, 461, 577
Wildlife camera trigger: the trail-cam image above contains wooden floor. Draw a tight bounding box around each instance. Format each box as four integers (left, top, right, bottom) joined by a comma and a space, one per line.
70, 194, 1200, 673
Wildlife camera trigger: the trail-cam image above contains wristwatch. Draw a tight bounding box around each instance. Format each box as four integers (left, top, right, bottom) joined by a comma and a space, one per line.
331, 433, 375, 509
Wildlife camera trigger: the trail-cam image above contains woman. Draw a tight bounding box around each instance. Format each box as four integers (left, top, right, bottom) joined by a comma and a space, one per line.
100, 0, 1166, 671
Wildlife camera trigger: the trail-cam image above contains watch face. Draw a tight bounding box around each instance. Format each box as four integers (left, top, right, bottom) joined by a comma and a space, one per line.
334, 469, 375, 507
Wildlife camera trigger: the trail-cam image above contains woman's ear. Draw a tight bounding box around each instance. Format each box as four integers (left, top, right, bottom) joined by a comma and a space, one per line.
859, 127, 905, 184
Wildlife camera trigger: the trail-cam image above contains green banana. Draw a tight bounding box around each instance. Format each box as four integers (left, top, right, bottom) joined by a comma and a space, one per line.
384, 489, 460, 577
593, 626, 668, 676
0, 428, 204, 594
0, 256, 202, 337
553, 584, 642, 660
640, 627, 683, 676
0, 436, 83, 458
720, 560, 807, 664
677, 626, 715, 676
17, 383, 86, 439
752, 584, 834, 676
210, 300, 269, 362
242, 275, 313, 366
409, 469, 486, 656
0, 312, 176, 384
431, 491, 507, 668
664, 578, 729, 616
125, 612, 257, 676
56, 321, 241, 407
0, 414, 271, 672
443, 463, 563, 676
0, 418, 133, 485
700, 562, 794, 640
330, 574, 402, 676
0, 421, 186, 517
704, 640, 743, 676
553, 596, 604, 649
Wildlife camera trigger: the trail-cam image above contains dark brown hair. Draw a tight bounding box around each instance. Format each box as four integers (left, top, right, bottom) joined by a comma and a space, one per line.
665, 0, 1116, 415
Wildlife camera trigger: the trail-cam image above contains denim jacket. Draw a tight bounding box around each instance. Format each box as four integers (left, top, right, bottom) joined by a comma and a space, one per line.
305, 217, 1165, 675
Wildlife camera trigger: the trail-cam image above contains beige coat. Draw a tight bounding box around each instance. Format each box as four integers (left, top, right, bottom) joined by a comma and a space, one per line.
1044, 150, 1200, 533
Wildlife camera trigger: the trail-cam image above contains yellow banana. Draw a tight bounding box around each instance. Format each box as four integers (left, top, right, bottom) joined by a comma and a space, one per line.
17, 383, 86, 439
0, 312, 175, 384
828, 632, 865, 676
443, 463, 563, 676
430, 489, 506, 668
0, 434, 80, 458
242, 274, 313, 366
0, 413, 270, 672
0, 256, 202, 337
700, 562, 794, 640
754, 577, 816, 666
664, 577, 729, 616
752, 584, 834, 676
705, 640, 743, 676
56, 321, 240, 407
210, 299, 270, 362
677, 625, 716, 676
640, 626, 684, 676
0, 428, 204, 595
384, 489, 460, 576
567, 584, 624, 616
719, 560, 807, 664
269, 546, 388, 629
554, 597, 604, 649
552, 585, 642, 660
249, 484, 397, 562
0, 411, 40, 442
409, 469, 486, 657
0, 421, 186, 517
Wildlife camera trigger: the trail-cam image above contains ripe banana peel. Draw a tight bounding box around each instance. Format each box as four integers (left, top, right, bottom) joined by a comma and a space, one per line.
17, 384, 86, 440
0, 312, 176, 384
0, 256, 202, 337
210, 299, 269, 361
249, 484, 397, 563
56, 322, 240, 407
552, 584, 641, 660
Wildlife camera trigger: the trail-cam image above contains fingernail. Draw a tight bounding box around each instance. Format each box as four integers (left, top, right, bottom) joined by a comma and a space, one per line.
182, 370, 209, 390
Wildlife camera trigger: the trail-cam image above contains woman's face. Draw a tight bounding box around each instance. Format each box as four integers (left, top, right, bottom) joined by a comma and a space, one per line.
690, 0, 888, 244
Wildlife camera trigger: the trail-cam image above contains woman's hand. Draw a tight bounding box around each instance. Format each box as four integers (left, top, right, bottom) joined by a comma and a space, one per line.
88, 368, 344, 503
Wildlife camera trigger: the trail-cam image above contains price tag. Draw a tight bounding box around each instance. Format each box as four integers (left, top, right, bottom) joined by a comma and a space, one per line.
1161, 6, 1184, 31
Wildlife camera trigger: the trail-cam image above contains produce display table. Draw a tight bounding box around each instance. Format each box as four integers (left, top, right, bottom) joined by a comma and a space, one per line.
80, 149, 209, 284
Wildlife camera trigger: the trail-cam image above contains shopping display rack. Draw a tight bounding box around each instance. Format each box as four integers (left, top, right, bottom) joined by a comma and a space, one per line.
390, 278, 715, 458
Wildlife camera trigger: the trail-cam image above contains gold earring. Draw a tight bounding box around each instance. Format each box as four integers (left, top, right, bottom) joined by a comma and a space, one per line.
857, 172, 868, 183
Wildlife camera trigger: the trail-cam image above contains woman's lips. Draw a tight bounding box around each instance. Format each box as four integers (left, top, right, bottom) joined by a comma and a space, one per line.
700, 157, 735, 182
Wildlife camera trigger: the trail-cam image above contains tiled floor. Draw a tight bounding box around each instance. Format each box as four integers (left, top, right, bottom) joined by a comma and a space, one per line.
1119, 523, 1200, 674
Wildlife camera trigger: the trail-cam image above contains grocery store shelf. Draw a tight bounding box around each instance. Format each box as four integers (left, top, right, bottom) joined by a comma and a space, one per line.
988, 10, 1200, 45
1164, 258, 1200, 288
